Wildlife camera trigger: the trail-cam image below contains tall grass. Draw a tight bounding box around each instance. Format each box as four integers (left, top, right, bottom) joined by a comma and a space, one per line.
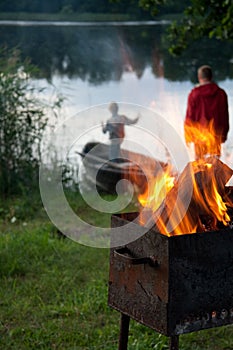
0, 48, 63, 197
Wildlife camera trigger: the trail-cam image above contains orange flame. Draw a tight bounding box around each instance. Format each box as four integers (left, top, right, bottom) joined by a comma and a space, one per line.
191, 161, 231, 227
134, 120, 233, 235
184, 119, 221, 158
138, 158, 232, 236
138, 165, 175, 212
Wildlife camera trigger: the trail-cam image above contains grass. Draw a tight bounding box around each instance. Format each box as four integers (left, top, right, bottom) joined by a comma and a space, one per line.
0, 190, 232, 349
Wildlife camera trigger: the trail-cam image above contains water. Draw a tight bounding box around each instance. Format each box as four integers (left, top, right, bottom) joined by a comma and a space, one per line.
1, 21, 233, 172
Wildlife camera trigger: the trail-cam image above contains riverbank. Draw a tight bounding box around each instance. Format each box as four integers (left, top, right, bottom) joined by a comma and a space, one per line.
0, 11, 181, 22
0, 12, 143, 22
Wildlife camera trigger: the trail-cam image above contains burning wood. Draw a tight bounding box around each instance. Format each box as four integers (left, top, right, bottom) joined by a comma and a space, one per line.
138, 157, 233, 235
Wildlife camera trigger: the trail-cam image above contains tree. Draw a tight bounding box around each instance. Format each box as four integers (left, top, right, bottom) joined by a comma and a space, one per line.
138, 0, 233, 55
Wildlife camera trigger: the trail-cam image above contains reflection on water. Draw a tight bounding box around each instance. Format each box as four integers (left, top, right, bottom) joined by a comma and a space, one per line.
1, 22, 233, 82
1, 22, 233, 173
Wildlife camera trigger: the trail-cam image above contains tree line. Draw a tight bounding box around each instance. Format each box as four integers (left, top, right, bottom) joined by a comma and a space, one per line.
1, 0, 233, 55
0, 0, 189, 18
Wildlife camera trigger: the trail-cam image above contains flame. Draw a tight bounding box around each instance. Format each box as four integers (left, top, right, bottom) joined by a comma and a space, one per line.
124, 120, 232, 236
138, 165, 175, 212
211, 185, 230, 224
194, 162, 231, 226
142, 158, 232, 236
184, 119, 221, 158
134, 154, 232, 236
140, 119, 232, 235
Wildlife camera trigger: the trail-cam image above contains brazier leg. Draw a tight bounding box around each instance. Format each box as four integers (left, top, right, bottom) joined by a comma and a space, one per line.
169, 335, 179, 350
118, 313, 130, 350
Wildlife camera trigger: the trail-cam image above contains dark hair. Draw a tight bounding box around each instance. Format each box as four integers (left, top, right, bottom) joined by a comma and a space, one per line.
198, 65, 212, 81
109, 102, 119, 113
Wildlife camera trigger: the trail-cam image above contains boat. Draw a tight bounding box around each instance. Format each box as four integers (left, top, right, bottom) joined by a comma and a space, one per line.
77, 141, 167, 194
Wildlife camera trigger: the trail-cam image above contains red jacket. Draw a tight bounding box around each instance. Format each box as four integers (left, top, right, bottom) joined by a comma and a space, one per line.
185, 82, 229, 143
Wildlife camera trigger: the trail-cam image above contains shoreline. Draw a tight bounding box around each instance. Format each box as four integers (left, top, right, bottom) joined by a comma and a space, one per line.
0, 19, 170, 26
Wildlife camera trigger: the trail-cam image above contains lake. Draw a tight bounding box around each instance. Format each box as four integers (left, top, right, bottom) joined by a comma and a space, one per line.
1, 21, 233, 171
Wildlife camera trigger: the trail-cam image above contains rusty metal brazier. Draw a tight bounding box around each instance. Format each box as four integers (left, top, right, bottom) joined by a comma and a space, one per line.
108, 212, 233, 349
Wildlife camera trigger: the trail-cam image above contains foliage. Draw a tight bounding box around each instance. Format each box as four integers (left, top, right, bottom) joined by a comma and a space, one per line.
167, 0, 233, 55
111, 0, 189, 17
138, 0, 233, 54
139, 0, 166, 15
0, 48, 61, 196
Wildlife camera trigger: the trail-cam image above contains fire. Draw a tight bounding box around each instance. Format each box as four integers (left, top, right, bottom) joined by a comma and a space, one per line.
138, 158, 232, 236
194, 162, 231, 226
123, 121, 232, 235
184, 119, 221, 158
211, 185, 230, 225
138, 165, 175, 212
185, 159, 231, 232
132, 121, 233, 236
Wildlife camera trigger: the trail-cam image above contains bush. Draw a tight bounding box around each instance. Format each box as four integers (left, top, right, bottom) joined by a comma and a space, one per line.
0, 48, 61, 196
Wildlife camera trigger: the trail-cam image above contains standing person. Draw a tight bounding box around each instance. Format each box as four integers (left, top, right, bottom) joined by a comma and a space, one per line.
184, 65, 229, 159
102, 102, 139, 161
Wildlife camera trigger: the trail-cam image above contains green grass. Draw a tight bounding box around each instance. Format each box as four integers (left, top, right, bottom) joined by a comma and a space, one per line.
0, 191, 232, 349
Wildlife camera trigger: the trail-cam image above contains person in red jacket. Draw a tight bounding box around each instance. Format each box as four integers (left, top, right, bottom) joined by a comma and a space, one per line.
184, 65, 229, 159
